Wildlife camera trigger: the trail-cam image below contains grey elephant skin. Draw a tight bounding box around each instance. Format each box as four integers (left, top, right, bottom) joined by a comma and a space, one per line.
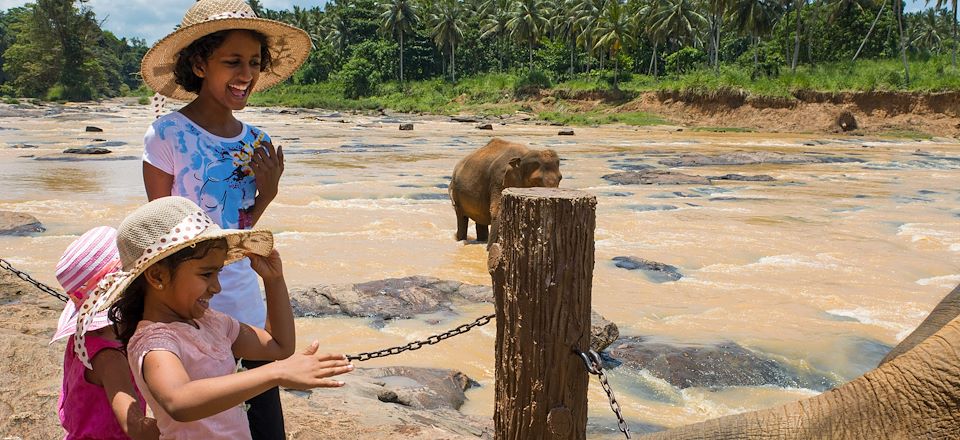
638, 283, 960, 439
448, 138, 561, 245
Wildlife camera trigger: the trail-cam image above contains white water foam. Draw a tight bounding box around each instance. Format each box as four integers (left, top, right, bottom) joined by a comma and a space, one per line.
824, 307, 920, 341
915, 274, 960, 289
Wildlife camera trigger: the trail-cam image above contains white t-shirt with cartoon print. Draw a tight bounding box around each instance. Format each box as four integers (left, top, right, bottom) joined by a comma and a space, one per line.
143, 111, 268, 328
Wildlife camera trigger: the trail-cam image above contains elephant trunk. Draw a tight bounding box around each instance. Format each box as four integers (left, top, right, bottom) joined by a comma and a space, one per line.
639, 314, 960, 439
880, 283, 960, 365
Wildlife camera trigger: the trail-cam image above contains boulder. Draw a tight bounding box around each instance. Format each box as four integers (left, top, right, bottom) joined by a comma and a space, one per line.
63, 147, 111, 155
659, 152, 863, 167
612, 257, 682, 282
291, 276, 620, 351
399, 123, 414, 131
709, 173, 776, 182
84, 126, 103, 132
602, 170, 711, 185
558, 129, 575, 136
606, 337, 836, 390
836, 110, 858, 132
475, 123, 493, 130
0, 211, 44, 235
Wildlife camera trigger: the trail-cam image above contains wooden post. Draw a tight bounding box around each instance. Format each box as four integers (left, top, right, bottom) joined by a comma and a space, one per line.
489, 187, 597, 440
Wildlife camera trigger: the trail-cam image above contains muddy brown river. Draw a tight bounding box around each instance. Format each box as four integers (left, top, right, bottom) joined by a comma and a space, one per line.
1, 99, 957, 434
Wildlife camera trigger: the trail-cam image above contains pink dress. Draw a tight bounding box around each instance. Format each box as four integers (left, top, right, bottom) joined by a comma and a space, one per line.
127, 309, 251, 440
59, 334, 145, 440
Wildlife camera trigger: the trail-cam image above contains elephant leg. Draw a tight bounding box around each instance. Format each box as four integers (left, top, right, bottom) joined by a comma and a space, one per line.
476, 224, 489, 242
455, 213, 469, 241
487, 218, 499, 249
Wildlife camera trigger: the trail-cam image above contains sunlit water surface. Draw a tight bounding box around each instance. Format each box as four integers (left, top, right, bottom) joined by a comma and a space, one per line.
1, 100, 958, 434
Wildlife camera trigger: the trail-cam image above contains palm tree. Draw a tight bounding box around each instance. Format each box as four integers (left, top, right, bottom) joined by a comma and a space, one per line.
636, 0, 667, 76
480, 0, 512, 71
430, 0, 465, 81
911, 8, 946, 54
649, 0, 707, 49
379, 0, 420, 83
508, 0, 549, 69
704, 0, 729, 71
727, 0, 780, 74
322, 3, 352, 58
576, 0, 606, 72
554, 0, 584, 74
594, 0, 634, 87
790, 0, 805, 72
926, 0, 958, 68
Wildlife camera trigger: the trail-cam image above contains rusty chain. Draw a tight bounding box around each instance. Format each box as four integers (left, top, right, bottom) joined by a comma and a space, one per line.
577, 348, 631, 439
347, 313, 495, 361
0, 258, 69, 303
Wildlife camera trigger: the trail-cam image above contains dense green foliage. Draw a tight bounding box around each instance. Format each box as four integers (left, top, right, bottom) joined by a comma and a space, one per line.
1, 0, 957, 103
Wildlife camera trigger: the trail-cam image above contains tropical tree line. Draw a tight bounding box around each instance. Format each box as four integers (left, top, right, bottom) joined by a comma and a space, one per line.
0, 0, 956, 100
0, 0, 147, 101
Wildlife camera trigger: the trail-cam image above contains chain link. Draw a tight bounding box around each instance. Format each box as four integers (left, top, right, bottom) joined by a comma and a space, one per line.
0, 258, 69, 303
576, 348, 631, 439
347, 313, 494, 361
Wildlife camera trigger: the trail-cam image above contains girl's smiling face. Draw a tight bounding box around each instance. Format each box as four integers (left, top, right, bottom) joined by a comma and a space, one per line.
194, 30, 263, 111
165, 246, 227, 321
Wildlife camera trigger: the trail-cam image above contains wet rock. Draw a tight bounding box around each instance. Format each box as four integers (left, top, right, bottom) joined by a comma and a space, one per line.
290, 276, 620, 351
34, 154, 137, 162
451, 116, 479, 123
607, 337, 836, 390
836, 110, 858, 132
362, 367, 473, 410
408, 193, 448, 200
476, 123, 493, 130
0, 211, 45, 235
558, 129, 575, 136
610, 163, 655, 172
289, 276, 492, 320
91, 141, 127, 148
590, 311, 619, 352
612, 257, 682, 282
602, 170, 711, 185
9, 144, 38, 149
84, 126, 103, 132
709, 173, 776, 182
399, 123, 414, 131
659, 152, 863, 167
63, 147, 111, 155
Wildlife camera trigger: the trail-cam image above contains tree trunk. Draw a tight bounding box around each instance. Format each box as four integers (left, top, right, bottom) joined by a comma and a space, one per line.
529, 39, 534, 70
792, 0, 804, 71
714, 13, 722, 73
400, 32, 405, 84
638, 310, 960, 439
490, 188, 597, 440
852, 2, 885, 62
953, 3, 958, 69
895, 0, 910, 86
452, 44, 457, 82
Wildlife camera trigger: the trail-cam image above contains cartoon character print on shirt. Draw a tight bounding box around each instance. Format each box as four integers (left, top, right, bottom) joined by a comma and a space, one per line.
169, 123, 268, 230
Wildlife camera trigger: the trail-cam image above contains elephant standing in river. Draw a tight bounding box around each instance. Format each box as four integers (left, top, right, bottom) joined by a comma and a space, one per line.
449, 138, 561, 245
639, 283, 960, 439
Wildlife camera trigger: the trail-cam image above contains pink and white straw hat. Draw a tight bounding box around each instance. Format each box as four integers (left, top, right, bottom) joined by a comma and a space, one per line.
50, 226, 122, 343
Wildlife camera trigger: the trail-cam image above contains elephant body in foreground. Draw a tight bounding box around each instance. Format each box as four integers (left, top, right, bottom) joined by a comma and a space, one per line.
448, 138, 561, 244
640, 283, 960, 439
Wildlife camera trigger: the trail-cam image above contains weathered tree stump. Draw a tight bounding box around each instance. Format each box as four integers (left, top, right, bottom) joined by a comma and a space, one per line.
489, 187, 596, 440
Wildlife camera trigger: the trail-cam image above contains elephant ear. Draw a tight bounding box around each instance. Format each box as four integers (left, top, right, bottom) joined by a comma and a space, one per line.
503, 157, 524, 188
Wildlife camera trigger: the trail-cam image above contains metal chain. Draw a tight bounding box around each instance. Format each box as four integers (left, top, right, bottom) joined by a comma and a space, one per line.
347, 313, 495, 361
576, 348, 631, 439
0, 258, 69, 303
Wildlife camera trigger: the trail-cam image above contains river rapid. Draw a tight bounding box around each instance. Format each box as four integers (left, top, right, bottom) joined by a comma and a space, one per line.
1, 99, 957, 435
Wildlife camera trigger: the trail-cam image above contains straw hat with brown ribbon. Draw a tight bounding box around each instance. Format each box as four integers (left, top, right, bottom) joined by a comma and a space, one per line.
141, 0, 311, 101
73, 196, 274, 368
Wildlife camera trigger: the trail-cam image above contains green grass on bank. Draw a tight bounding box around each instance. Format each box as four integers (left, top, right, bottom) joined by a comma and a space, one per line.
180, 57, 960, 122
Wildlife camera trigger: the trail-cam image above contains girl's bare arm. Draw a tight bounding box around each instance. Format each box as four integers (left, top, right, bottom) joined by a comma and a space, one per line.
141, 344, 351, 422
231, 250, 295, 360
143, 162, 173, 201
91, 349, 160, 440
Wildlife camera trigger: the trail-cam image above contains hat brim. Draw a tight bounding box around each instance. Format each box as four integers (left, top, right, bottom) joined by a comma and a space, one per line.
141, 18, 312, 101
81, 227, 273, 322
51, 301, 110, 343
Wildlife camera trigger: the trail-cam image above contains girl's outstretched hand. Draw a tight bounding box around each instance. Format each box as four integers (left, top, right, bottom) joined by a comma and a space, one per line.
275, 341, 353, 390
247, 249, 283, 281
251, 140, 283, 202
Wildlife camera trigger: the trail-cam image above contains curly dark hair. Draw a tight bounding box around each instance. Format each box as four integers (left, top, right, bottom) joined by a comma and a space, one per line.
108, 238, 228, 347
173, 30, 273, 94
